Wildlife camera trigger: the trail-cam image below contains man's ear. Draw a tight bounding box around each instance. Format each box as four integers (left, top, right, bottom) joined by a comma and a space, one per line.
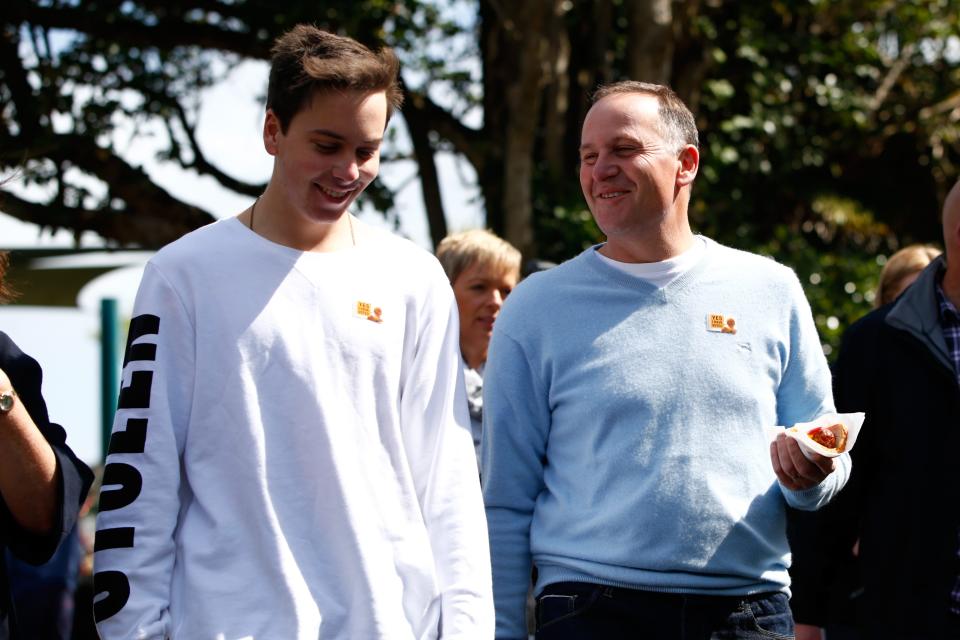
263, 109, 281, 156
676, 144, 699, 187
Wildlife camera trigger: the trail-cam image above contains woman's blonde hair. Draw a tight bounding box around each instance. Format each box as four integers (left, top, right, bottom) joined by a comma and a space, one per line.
436, 229, 521, 285
876, 244, 941, 307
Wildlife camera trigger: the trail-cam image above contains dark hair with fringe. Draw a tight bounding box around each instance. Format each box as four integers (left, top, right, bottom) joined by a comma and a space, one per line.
267, 25, 403, 133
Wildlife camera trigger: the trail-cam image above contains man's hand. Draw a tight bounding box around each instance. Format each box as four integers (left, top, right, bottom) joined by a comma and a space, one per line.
770, 432, 835, 490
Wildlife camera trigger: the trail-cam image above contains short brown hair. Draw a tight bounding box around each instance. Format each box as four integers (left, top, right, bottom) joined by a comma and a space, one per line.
591, 81, 699, 152
267, 25, 403, 132
436, 229, 521, 286
876, 244, 941, 307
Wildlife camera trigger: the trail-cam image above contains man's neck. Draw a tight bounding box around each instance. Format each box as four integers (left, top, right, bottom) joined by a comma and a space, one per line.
243, 188, 356, 253
461, 343, 487, 371
599, 228, 695, 264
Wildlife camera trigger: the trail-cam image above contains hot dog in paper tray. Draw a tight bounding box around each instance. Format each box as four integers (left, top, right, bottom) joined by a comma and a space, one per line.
768, 412, 865, 460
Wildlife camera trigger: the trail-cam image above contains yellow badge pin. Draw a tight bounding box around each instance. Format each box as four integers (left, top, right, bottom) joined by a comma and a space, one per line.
706, 313, 737, 334
355, 301, 383, 323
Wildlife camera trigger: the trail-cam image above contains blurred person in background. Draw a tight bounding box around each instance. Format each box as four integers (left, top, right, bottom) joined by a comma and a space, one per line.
437, 229, 521, 467
875, 244, 942, 308
792, 242, 941, 640
0, 250, 94, 639
791, 183, 960, 639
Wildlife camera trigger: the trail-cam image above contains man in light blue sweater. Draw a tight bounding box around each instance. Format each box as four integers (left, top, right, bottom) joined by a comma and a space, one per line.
481, 81, 851, 639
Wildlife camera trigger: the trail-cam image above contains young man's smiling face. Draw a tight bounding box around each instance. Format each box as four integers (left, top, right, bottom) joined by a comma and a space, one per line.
264, 89, 387, 226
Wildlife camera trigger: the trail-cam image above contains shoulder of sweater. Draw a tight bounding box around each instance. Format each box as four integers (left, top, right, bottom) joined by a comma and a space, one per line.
149, 217, 235, 267
359, 227, 453, 294
494, 249, 600, 337
701, 241, 806, 302
502, 250, 593, 303
148, 219, 446, 282
705, 239, 797, 279
365, 226, 447, 274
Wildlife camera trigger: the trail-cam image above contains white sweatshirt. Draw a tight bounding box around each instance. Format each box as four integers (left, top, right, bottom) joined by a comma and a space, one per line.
93, 218, 494, 639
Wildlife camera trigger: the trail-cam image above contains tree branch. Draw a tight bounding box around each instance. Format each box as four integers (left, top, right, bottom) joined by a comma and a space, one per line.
0, 27, 42, 137
2, 132, 217, 247
402, 106, 447, 248
919, 89, 960, 121
869, 41, 916, 115
0, 187, 210, 248
166, 96, 265, 196
7, 1, 273, 59
402, 86, 486, 175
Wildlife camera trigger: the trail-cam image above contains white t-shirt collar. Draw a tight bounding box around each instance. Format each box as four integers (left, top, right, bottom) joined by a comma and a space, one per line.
595, 236, 707, 288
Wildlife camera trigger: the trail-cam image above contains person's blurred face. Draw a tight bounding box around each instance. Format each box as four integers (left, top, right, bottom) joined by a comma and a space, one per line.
452, 260, 519, 368
264, 89, 387, 225
579, 93, 696, 245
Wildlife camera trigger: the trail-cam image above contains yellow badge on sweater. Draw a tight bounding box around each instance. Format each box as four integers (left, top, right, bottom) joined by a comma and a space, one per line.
706, 313, 737, 334
355, 301, 384, 323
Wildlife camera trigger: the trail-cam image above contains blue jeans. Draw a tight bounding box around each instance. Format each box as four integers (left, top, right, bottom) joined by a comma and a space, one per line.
535, 582, 794, 640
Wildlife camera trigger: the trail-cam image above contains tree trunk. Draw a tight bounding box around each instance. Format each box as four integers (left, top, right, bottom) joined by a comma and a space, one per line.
543, 14, 572, 187
670, 0, 710, 112
401, 97, 448, 249
498, 1, 568, 257
478, 0, 508, 238
626, 0, 675, 84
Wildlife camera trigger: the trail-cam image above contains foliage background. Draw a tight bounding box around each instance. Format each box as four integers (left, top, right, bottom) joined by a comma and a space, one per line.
2, 0, 959, 357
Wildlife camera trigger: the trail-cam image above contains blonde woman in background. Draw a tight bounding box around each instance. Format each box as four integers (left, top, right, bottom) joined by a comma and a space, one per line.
436, 230, 521, 468
876, 244, 942, 307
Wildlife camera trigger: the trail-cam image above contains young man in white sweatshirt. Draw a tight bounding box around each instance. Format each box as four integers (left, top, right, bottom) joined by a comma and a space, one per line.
93, 25, 493, 639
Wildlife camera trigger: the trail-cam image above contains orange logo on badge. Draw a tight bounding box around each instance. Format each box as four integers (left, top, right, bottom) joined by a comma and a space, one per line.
356, 301, 383, 323
707, 313, 737, 334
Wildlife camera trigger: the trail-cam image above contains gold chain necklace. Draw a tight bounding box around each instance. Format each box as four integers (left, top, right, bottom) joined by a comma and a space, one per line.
248, 196, 356, 247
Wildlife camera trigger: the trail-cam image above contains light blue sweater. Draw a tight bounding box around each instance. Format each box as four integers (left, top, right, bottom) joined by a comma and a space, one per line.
481, 239, 850, 638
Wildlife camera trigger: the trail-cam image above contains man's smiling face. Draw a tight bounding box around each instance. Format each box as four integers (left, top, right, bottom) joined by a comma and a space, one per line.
264, 89, 387, 226
578, 93, 685, 243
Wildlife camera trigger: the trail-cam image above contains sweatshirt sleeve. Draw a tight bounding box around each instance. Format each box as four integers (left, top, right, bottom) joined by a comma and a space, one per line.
775, 272, 850, 510
93, 263, 195, 640
481, 330, 551, 640
400, 271, 494, 638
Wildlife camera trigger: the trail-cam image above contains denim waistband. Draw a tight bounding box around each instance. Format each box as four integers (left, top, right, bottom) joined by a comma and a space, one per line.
541, 581, 785, 607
